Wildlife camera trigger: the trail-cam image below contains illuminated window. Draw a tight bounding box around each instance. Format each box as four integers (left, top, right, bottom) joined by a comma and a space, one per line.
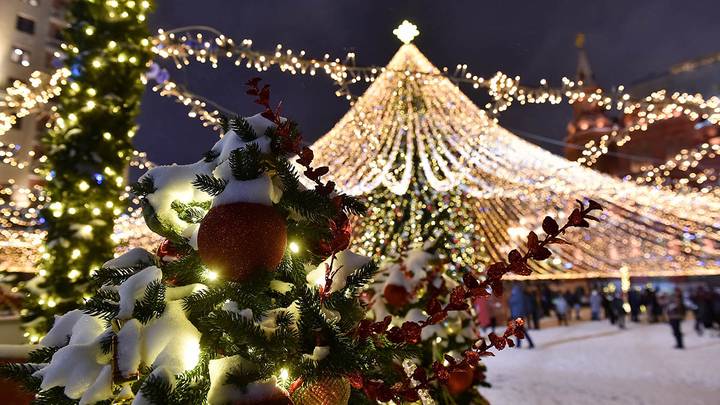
16, 16, 36, 35
10, 47, 31, 67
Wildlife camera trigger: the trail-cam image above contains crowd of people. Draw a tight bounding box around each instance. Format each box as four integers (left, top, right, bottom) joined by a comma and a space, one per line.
474, 282, 720, 349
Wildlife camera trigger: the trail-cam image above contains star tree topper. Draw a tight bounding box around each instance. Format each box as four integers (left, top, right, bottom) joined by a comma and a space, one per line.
393, 20, 420, 44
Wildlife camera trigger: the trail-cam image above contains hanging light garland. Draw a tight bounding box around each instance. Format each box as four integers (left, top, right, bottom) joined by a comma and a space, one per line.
149, 26, 720, 176
150, 26, 720, 123
628, 142, 719, 193
0, 68, 70, 137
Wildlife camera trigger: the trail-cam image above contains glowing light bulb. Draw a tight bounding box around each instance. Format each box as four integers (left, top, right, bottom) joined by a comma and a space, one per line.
278, 368, 289, 382
314, 273, 325, 287
80, 225, 93, 237
289, 241, 300, 253
78, 181, 90, 191
204, 270, 219, 281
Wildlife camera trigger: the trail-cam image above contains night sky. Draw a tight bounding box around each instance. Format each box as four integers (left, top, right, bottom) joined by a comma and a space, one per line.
135, 0, 720, 168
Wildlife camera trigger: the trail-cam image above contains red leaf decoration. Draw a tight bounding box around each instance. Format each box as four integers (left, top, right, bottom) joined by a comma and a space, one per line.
542, 216, 559, 234
532, 247, 552, 260
527, 231, 539, 250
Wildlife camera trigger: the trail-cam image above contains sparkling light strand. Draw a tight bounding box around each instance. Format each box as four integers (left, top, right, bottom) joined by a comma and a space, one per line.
0, 69, 70, 137
151, 26, 720, 171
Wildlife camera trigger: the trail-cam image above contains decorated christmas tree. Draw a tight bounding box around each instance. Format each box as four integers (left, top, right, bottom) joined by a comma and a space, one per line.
1, 81, 601, 404
22, 0, 155, 340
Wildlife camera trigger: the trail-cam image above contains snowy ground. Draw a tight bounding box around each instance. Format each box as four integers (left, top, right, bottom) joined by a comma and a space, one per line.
482, 320, 720, 405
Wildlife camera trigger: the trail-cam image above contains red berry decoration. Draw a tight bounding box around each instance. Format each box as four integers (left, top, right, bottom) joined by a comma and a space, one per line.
383, 283, 411, 308
197, 202, 287, 282
156, 238, 184, 263
446, 366, 475, 395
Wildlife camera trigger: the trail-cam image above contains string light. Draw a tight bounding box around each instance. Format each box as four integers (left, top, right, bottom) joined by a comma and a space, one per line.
151, 26, 720, 124
149, 25, 720, 186
627, 142, 719, 195
0, 69, 69, 137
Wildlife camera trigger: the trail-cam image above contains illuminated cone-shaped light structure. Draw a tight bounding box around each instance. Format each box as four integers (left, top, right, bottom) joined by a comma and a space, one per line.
311, 22, 720, 279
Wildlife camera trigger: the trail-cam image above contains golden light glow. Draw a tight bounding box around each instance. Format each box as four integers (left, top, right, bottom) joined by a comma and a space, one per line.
393, 20, 420, 44
620, 266, 631, 292
204, 270, 219, 281
288, 241, 300, 253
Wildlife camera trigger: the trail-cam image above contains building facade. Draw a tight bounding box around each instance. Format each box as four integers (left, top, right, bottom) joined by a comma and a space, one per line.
565, 35, 720, 189
0, 0, 67, 202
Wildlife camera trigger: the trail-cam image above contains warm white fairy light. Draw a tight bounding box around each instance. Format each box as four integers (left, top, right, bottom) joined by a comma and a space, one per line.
0, 68, 70, 137
1, 203, 161, 273
627, 142, 719, 194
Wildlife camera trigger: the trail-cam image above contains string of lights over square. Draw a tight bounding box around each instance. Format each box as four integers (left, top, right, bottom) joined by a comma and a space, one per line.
146, 21, 719, 185
149, 21, 720, 126
2, 20, 717, 183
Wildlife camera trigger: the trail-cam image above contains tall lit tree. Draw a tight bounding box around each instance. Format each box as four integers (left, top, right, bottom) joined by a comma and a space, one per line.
23, 0, 154, 339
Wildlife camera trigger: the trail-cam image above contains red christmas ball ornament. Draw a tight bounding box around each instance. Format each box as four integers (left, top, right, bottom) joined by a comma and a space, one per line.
446, 366, 475, 395
156, 238, 184, 263
383, 283, 411, 308
289, 376, 350, 405
197, 202, 287, 282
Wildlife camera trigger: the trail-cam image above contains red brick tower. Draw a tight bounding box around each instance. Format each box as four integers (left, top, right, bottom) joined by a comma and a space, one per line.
564, 35, 719, 189
564, 34, 619, 173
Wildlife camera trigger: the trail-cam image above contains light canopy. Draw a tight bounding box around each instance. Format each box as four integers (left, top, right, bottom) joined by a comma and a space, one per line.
311, 44, 720, 279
